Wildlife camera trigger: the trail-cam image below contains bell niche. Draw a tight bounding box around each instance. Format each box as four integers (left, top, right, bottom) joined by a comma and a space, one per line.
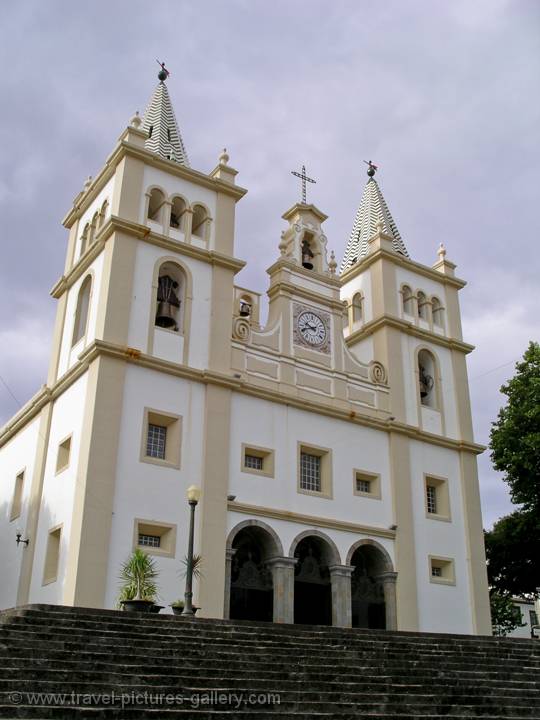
155, 262, 184, 332
279, 203, 330, 274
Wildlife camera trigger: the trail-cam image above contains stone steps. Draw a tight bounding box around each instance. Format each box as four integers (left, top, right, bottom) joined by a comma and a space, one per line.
0, 604, 538, 718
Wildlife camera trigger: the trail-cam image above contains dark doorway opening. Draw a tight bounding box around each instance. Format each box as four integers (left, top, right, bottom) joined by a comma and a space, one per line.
229, 527, 274, 622
293, 536, 332, 626
350, 545, 387, 629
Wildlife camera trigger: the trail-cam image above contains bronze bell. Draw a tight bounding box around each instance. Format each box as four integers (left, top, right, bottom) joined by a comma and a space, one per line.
239, 300, 251, 317
156, 275, 181, 329
301, 238, 314, 270
156, 301, 177, 328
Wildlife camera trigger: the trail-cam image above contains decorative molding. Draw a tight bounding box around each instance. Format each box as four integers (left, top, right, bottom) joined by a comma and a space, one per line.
232, 317, 251, 342
369, 360, 387, 385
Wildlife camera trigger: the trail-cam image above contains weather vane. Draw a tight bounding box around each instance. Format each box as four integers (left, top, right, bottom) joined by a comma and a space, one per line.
364, 160, 378, 178
156, 60, 171, 83
291, 164, 316, 205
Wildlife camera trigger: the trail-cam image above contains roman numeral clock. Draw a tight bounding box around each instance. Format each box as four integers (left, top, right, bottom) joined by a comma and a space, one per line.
293, 302, 331, 354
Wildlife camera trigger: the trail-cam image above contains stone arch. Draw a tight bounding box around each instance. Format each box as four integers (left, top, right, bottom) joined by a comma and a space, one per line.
169, 194, 188, 231
226, 519, 283, 557
146, 185, 168, 225
288, 529, 341, 565
190, 201, 212, 240
345, 538, 393, 570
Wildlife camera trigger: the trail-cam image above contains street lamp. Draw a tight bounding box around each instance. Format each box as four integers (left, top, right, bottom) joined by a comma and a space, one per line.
182, 484, 201, 616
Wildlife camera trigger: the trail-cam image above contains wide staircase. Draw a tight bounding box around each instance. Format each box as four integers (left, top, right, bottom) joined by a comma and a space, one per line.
0, 605, 539, 718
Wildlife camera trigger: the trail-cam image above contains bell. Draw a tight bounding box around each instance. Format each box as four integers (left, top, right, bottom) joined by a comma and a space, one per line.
302, 260, 314, 270
239, 301, 251, 317
156, 301, 176, 328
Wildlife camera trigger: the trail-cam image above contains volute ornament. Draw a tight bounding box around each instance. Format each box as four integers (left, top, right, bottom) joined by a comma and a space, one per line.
369, 361, 387, 385
233, 317, 251, 342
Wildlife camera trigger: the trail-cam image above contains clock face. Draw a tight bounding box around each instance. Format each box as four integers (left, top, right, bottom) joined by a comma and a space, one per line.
298, 311, 327, 346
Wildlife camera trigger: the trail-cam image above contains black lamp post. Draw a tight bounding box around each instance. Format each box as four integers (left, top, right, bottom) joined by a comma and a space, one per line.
182, 484, 201, 616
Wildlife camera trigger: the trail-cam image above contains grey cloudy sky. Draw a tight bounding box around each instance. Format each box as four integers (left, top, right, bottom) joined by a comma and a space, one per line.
0, 0, 538, 528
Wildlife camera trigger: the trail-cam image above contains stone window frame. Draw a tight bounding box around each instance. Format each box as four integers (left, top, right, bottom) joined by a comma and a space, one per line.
132, 518, 177, 559
140, 408, 182, 470
55, 435, 72, 475
429, 555, 456, 586
10, 468, 25, 521
353, 469, 382, 500
424, 473, 451, 522
43, 524, 63, 586
297, 441, 333, 499
240, 443, 275, 478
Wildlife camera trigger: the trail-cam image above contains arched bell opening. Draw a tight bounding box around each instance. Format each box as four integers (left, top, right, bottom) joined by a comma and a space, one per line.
293, 535, 334, 626
147, 188, 166, 224
238, 294, 253, 318
229, 526, 277, 622
170, 196, 187, 231
418, 348, 436, 408
350, 544, 389, 629
155, 262, 184, 332
300, 231, 322, 272
191, 204, 209, 239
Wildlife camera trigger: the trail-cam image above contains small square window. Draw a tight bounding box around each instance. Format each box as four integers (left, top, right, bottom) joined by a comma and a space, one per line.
353, 470, 381, 499
429, 556, 455, 585
424, 475, 451, 521
140, 409, 182, 469
146, 424, 167, 459
297, 443, 332, 498
55, 436, 72, 474
241, 444, 275, 478
133, 519, 177, 558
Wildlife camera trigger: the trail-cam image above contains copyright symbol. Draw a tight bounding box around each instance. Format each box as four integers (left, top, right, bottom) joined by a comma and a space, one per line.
10, 692, 23, 704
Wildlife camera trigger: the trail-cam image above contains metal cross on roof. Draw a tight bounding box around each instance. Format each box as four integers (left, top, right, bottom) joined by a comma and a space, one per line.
291, 164, 316, 205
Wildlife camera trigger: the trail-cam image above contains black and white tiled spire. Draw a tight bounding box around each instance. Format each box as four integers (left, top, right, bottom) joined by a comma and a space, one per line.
141, 80, 190, 167
340, 175, 408, 273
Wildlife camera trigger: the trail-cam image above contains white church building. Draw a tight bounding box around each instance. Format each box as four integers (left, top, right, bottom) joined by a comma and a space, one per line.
0, 69, 491, 634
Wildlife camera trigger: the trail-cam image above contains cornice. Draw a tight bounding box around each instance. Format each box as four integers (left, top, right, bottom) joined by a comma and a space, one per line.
0, 387, 51, 448
51, 216, 246, 297
341, 248, 467, 290
228, 501, 397, 539
267, 280, 346, 313
266, 257, 342, 289
347, 314, 475, 354
0, 339, 485, 455
62, 139, 248, 228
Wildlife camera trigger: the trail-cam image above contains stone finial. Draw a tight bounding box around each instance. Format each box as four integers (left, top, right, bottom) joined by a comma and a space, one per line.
83, 176, 93, 191
329, 250, 337, 274
437, 243, 447, 261
130, 111, 142, 129
219, 148, 230, 166
376, 220, 385, 233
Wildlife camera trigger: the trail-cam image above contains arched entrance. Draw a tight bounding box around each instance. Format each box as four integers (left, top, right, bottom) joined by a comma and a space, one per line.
291, 533, 338, 626
348, 542, 393, 629
228, 523, 281, 622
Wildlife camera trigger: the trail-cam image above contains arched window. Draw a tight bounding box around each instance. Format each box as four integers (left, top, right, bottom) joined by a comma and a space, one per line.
87, 212, 99, 247
432, 296, 444, 327
402, 285, 414, 315
72, 275, 92, 346
417, 291, 428, 320
147, 188, 166, 223
155, 262, 185, 333
191, 204, 208, 238
170, 196, 187, 231
418, 349, 437, 408
98, 199, 109, 228
79, 224, 90, 257
352, 293, 363, 324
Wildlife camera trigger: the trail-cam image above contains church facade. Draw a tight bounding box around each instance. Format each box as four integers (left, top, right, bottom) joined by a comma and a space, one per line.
0, 73, 491, 634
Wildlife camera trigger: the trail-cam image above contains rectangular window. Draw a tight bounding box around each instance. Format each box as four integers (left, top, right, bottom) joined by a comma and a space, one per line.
146, 423, 167, 459
300, 452, 321, 492
426, 484, 437, 514
55, 436, 72, 474
43, 526, 62, 585
138, 533, 161, 548
10, 470, 25, 521
431, 565, 442, 577
357, 478, 371, 494
353, 470, 381, 499
429, 556, 455, 585
245, 454, 263, 471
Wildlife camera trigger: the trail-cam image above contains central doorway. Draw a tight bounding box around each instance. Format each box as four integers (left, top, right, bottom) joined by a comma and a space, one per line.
350, 544, 387, 629
229, 526, 274, 622
293, 536, 332, 625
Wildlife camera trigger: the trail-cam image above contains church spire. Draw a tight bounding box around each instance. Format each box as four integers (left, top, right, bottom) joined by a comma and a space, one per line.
141, 63, 190, 167
340, 163, 408, 273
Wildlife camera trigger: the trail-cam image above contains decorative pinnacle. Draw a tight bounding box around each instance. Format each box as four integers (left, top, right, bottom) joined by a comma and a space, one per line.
219, 148, 230, 165
291, 164, 316, 205
438, 242, 447, 260
364, 159, 378, 178
156, 60, 170, 83
329, 250, 337, 275
130, 110, 142, 128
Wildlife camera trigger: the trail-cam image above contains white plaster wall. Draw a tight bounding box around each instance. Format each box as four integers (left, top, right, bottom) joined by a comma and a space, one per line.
74, 178, 115, 260
0, 417, 41, 609
56, 253, 104, 379
29, 373, 89, 604
141, 166, 217, 249
395, 266, 446, 315
346, 335, 374, 366
126, 242, 212, 369
228, 393, 393, 530
409, 440, 473, 634
103, 365, 206, 610
341, 269, 373, 325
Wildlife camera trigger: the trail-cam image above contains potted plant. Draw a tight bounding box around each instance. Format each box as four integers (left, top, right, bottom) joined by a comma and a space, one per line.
170, 599, 185, 616
171, 554, 203, 616
118, 548, 160, 612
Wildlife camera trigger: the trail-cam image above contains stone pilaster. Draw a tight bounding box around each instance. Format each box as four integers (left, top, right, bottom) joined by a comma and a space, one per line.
378, 571, 398, 631
329, 565, 354, 628
223, 548, 236, 620
267, 557, 297, 624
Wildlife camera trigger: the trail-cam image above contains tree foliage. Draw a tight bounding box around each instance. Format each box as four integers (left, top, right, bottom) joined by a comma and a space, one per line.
490, 591, 525, 637
489, 341, 540, 512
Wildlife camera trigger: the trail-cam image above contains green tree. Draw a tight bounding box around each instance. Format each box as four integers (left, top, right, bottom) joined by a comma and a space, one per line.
490, 341, 540, 512
490, 591, 525, 637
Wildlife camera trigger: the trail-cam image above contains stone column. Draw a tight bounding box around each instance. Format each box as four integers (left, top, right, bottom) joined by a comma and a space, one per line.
223, 548, 236, 620
329, 565, 354, 628
378, 571, 398, 631
267, 557, 297, 624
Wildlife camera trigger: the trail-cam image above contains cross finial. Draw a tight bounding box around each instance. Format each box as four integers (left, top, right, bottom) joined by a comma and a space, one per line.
364, 159, 378, 178
156, 60, 170, 83
291, 164, 316, 205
